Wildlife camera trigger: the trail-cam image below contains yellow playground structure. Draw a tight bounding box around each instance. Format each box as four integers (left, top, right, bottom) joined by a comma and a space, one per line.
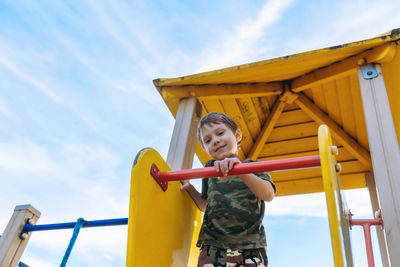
1, 29, 400, 267
128, 28, 400, 266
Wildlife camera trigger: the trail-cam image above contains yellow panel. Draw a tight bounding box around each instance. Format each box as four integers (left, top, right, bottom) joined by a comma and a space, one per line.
324, 81, 342, 126
382, 44, 400, 145
275, 173, 366, 196
237, 98, 261, 141
220, 99, 253, 158
259, 146, 355, 162
268, 122, 319, 142
311, 85, 328, 112
154, 31, 399, 87
203, 99, 224, 114
349, 75, 370, 149
127, 148, 201, 267
271, 160, 368, 181
336, 77, 357, 138
275, 109, 312, 127
251, 96, 270, 123
260, 136, 318, 157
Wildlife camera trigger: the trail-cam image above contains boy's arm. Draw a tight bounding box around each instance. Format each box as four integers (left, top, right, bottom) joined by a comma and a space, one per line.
238, 173, 275, 202
181, 183, 207, 212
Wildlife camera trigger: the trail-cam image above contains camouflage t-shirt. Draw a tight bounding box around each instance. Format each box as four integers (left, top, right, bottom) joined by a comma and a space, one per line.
196, 159, 276, 250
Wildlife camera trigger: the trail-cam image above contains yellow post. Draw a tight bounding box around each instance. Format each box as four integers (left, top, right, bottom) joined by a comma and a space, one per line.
318, 124, 353, 266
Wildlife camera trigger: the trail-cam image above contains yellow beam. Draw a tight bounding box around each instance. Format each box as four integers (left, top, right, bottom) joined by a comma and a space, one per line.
160, 83, 282, 100
295, 93, 372, 168
248, 99, 286, 160
292, 42, 398, 93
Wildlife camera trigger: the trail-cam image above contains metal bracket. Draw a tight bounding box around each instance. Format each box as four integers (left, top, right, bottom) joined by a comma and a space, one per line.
361, 64, 378, 80
150, 163, 168, 191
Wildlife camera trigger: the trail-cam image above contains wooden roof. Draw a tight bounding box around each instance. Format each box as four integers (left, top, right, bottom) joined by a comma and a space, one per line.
154, 29, 400, 196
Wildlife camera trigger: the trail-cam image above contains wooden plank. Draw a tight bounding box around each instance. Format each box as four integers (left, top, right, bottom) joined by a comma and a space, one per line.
259, 146, 355, 162
274, 173, 366, 196
251, 96, 270, 126
268, 122, 319, 142
167, 98, 202, 171
358, 64, 400, 265
350, 75, 369, 149
324, 81, 343, 126
292, 56, 359, 92
336, 77, 357, 138
202, 99, 225, 114
260, 136, 318, 157
0, 205, 41, 267
271, 160, 369, 181
160, 83, 282, 100
237, 98, 261, 141
295, 93, 372, 168
275, 109, 312, 127
248, 100, 286, 160
311, 84, 328, 112
220, 99, 252, 159
365, 172, 390, 267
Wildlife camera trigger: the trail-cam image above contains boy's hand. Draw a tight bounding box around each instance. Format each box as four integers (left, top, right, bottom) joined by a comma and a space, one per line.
214, 157, 240, 180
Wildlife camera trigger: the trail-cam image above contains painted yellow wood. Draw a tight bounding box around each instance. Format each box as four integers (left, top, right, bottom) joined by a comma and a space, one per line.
248, 100, 286, 160
381, 44, 400, 144
295, 93, 372, 169
220, 99, 253, 159
311, 85, 328, 113
160, 83, 282, 100
325, 81, 342, 127
202, 99, 224, 114
275, 109, 312, 127
318, 124, 353, 266
260, 136, 318, 157
154, 31, 399, 87
259, 146, 355, 162
336, 77, 357, 138
271, 160, 368, 181
292, 57, 358, 93
349, 75, 369, 149
268, 121, 319, 142
274, 172, 366, 196
251, 96, 270, 124
127, 148, 201, 267
237, 98, 261, 141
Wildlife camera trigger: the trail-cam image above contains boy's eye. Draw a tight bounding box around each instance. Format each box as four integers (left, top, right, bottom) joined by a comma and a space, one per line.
217, 131, 224, 135
204, 139, 210, 144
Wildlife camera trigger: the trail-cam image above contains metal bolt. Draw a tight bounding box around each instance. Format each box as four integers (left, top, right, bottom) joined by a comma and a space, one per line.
20, 232, 28, 240
330, 146, 339, 156
367, 71, 373, 75
335, 163, 342, 172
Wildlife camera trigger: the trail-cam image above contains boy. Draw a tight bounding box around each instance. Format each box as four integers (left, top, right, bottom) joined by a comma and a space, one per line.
181, 112, 276, 267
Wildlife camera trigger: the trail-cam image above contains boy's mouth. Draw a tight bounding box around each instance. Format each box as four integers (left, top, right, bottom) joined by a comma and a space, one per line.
215, 145, 226, 152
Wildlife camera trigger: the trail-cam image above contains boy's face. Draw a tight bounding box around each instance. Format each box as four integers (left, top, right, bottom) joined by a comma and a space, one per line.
200, 122, 242, 160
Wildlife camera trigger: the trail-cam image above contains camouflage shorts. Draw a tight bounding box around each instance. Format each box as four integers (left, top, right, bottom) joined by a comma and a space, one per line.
197, 245, 268, 267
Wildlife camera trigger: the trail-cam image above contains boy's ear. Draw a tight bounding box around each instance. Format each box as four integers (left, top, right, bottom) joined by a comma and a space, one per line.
235, 129, 242, 143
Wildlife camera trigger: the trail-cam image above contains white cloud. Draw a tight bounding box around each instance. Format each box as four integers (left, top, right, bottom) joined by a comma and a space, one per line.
197, 0, 293, 71
0, 140, 57, 175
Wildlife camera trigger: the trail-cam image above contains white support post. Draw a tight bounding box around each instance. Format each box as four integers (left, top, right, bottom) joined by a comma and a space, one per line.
365, 172, 390, 267
0, 205, 41, 267
166, 97, 202, 170
358, 64, 400, 266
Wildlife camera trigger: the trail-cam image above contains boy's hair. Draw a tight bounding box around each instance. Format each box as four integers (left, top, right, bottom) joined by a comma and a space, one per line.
197, 112, 240, 148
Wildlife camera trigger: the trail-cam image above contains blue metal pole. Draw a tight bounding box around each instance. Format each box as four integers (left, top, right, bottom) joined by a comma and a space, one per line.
22, 218, 128, 234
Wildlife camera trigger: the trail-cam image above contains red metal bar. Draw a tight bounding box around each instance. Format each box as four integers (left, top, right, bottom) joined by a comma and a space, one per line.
350, 215, 383, 267
158, 155, 320, 182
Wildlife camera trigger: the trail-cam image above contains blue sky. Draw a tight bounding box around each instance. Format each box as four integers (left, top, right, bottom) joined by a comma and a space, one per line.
0, 0, 399, 266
